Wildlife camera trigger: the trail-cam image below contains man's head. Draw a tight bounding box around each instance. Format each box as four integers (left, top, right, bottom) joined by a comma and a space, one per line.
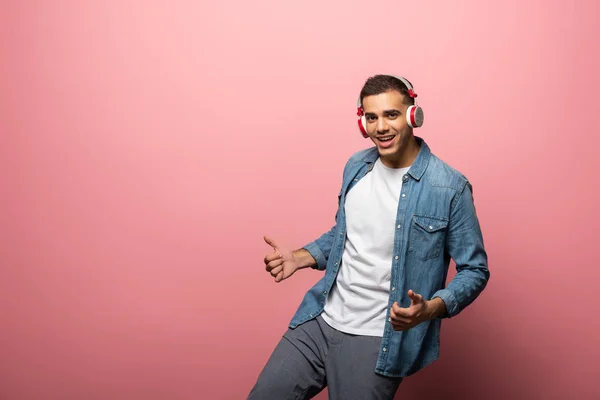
358, 75, 421, 168
359, 75, 415, 108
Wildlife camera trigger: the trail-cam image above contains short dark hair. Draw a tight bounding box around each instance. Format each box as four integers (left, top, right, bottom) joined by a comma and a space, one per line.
359, 75, 415, 106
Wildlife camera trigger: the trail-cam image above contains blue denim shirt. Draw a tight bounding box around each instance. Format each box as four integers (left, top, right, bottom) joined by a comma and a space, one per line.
289, 137, 489, 377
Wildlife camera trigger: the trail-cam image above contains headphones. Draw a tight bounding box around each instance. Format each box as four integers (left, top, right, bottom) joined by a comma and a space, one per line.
357, 75, 424, 138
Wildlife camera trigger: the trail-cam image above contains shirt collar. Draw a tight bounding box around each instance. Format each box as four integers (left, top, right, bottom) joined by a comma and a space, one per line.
359, 136, 430, 181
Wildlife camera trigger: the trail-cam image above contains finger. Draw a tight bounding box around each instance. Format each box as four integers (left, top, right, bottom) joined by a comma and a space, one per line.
390, 319, 411, 327
408, 290, 423, 304
264, 252, 282, 264
389, 304, 397, 320
391, 302, 405, 314
275, 270, 284, 282
263, 235, 279, 251
265, 258, 284, 271
270, 265, 283, 277
392, 322, 410, 331
391, 320, 408, 330
389, 305, 410, 324
389, 313, 411, 324
393, 304, 414, 319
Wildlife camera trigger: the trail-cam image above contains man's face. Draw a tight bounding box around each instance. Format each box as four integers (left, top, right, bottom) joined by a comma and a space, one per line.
362, 90, 413, 161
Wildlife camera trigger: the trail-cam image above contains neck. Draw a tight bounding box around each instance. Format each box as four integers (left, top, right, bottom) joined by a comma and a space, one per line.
380, 136, 420, 168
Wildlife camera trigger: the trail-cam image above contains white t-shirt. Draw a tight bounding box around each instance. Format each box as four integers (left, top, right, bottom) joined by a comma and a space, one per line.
321, 158, 410, 337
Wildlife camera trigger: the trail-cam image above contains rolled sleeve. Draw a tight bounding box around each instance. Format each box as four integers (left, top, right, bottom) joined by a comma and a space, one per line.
432, 288, 460, 318
436, 181, 490, 318
303, 241, 328, 271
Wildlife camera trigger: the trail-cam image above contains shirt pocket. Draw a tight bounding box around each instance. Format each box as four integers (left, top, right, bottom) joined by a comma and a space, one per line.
408, 215, 449, 261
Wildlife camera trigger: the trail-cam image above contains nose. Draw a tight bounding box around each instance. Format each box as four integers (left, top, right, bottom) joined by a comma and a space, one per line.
376, 117, 389, 133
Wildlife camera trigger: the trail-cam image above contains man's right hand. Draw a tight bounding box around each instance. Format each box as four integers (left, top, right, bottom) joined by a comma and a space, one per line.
263, 236, 300, 283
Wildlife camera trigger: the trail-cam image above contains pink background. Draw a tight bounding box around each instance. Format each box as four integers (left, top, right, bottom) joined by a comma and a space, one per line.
1, 1, 599, 399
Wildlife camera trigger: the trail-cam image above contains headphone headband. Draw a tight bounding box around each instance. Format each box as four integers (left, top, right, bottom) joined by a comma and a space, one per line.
357, 74, 417, 108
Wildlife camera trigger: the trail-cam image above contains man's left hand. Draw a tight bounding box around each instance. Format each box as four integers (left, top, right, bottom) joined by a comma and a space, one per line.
389, 290, 445, 331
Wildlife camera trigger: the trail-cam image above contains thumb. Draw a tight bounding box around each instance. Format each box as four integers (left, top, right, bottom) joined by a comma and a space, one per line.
263, 235, 279, 251
408, 289, 423, 305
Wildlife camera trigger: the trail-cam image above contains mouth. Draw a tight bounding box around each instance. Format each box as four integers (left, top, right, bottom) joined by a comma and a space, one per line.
375, 135, 396, 148
376, 135, 395, 142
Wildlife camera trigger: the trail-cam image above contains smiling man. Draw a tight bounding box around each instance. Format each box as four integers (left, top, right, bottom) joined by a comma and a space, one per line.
248, 75, 490, 400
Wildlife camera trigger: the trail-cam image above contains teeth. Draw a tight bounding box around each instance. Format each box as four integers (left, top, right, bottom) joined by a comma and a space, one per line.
379, 136, 394, 140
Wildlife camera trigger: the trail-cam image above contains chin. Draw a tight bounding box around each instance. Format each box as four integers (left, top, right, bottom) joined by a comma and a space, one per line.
377, 144, 401, 154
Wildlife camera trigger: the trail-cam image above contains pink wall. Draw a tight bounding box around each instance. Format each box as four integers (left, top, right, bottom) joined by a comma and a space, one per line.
1, 1, 599, 398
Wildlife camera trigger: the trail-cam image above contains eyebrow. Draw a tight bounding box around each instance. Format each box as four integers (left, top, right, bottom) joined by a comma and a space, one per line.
365, 109, 401, 116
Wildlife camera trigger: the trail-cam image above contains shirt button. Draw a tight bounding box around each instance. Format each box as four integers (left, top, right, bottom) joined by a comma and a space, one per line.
395, 256, 399, 260
310, 314, 313, 318
401, 194, 406, 198
383, 348, 387, 352
429, 226, 433, 230
397, 224, 401, 229
392, 287, 396, 291
323, 291, 327, 295
402, 175, 408, 182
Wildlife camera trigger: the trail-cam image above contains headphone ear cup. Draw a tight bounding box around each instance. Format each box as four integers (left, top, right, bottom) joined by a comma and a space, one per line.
406, 105, 424, 128
358, 115, 369, 138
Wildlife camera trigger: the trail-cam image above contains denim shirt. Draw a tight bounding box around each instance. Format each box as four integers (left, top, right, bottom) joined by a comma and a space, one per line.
289, 137, 489, 377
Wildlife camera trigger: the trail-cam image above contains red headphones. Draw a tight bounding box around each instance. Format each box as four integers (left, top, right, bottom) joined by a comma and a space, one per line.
357, 75, 424, 138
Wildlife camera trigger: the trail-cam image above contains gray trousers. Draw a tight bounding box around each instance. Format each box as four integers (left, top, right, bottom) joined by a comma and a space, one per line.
247, 315, 402, 400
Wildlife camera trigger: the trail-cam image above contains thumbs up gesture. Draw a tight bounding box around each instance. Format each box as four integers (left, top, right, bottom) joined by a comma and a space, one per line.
263, 236, 300, 283
389, 290, 443, 331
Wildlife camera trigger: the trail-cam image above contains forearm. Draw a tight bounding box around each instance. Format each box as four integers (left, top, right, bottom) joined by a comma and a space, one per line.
426, 297, 448, 320
292, 248, 317, 270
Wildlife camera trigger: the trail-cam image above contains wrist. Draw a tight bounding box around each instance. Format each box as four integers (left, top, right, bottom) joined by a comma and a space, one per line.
426, 297, 447, 320
293, 249, 316, 270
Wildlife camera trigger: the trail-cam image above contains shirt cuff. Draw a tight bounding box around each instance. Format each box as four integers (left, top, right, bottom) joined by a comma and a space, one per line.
302, 242, 327, 271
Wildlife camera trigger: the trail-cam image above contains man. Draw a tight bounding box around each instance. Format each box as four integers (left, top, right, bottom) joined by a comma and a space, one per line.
248, 75, 489, 400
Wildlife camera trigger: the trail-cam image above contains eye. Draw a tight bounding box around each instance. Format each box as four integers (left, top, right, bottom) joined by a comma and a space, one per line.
387, 112, 399, 119
366, 115, 377, 122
